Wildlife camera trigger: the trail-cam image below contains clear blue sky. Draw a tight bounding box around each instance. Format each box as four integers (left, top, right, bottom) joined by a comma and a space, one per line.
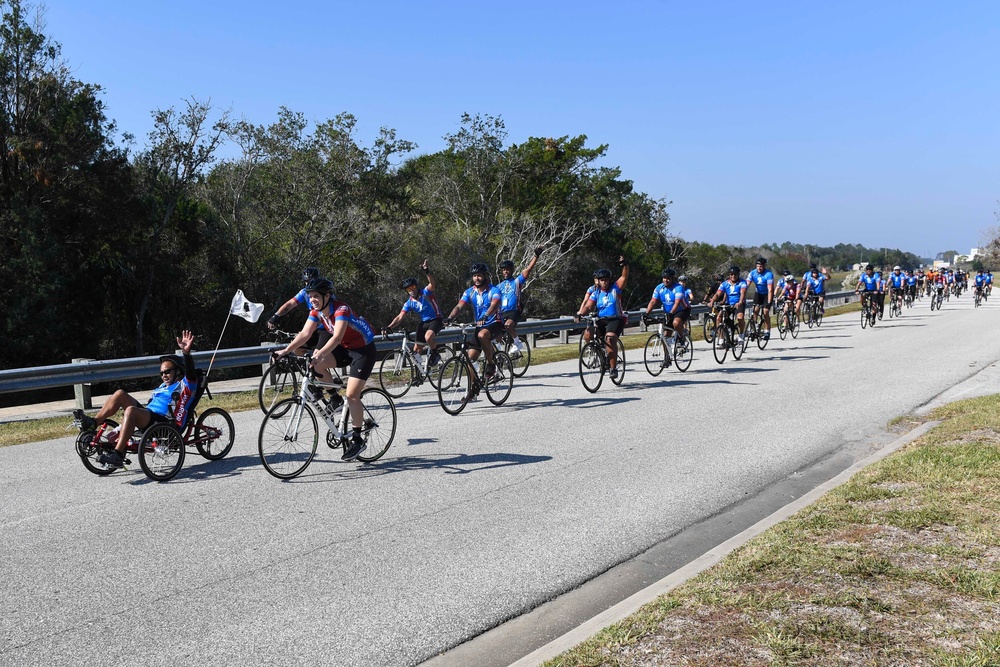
39, 0, 1000, 258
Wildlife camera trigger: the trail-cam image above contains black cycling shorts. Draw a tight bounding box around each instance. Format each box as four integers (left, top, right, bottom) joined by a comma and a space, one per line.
599, 317, 625, 336
467, 321, 505, 349
500, 309, 521, 324
332, 343, 377, 382
753, 292, 770, 307
669, 308, 690, 324
416, 318, 443, 341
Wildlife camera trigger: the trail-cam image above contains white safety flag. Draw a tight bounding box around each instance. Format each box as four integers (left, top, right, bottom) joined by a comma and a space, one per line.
230, 289, 265, 323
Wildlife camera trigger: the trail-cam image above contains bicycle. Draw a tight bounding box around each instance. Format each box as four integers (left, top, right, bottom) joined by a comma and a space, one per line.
776, 300, 799, 340
711, 304, 745, 364
930, 287, 944, 311
74, 371, 235, 482
257, 330, 345, 415
744, 306, 770, 350
642, 316, 692, 376
436, 322, 514, 415
257, 366, 397, 479
494, 330, 531, 378
859, 292, 877, 328
377, 327, 454, 398
577, 314, 627, 393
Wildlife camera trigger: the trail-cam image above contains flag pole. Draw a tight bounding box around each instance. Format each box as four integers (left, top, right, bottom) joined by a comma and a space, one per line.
206, 312, 232, 380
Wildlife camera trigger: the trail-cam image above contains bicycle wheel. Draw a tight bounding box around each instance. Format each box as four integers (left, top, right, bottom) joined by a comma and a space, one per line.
790, 313, 800, 339
888, 300, 895, 318
437, 356, 473, 415
378, 350, 414, 399
805, 304, 816, 329
702, 316, 716, 344
611, 339, 626, 386
258, 398, 318, 479
138, 424, 186, 482
712, 325, 729, 364
485, 352, 514, 406
507, 335, 531, 378
861, 303, 869, 328
756, 318, 769, 350
194, 407, 235, 460
258, 361, 299, 415
354, 388, 397, 463
673, 333, 693, 372
733, 326, 746, 361
76, 419, 120, 476
426, 346, 455, 389
579, 341, 605, 393
643, 333, 667, 376
777, 313, 788, 340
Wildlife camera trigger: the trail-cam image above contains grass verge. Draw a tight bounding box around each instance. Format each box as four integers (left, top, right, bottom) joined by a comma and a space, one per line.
542, 393, 1000, 666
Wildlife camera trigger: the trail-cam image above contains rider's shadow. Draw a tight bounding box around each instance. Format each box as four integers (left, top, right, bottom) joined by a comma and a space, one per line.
126, 453, 262, 485
292, 451, 553, 481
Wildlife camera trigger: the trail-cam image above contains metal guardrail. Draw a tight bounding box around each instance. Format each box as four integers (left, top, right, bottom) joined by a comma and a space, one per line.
0, 290, 858, 403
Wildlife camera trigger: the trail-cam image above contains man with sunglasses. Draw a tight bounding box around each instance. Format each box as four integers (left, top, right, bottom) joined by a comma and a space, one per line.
72, 330, 198, 469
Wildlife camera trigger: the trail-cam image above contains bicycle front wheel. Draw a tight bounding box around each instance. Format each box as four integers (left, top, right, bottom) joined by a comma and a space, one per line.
258, 361, 299, 415
712, 325, 729, 364
579, 341, 605, 393
354, 388, 397, 463
485, 352, 514, 406
790, 313, 800, 338
611, 339, 626, 386
702, 316, 716, 344
733, 327, 746, 361
673, 333, 693, 372
194, 407, 234, 460
258, 398, 318, 479
378, 350, 414, 399
643, 333, 667, 377
437, 356, 473, 415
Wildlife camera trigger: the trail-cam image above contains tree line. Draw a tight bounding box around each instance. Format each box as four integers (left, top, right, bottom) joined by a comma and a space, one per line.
0, 0, 922, 387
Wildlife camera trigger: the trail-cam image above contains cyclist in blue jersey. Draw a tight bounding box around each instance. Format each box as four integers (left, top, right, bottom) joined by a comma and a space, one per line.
905, 270, 917, 302
577, 273, 603, 346
987, 271, 994, 298
447, 262, 503, 378
797, 264, 830, 319
643, 268, 689, 353
856, 264, 880, 312
576, 256, 629, 380
974, 269, 986, 299
887, 266, 907, 312
497, 246, 544, 359
874, 267, 886, 318
71, 331, 198, 469
267, 266, 332, 353
746, 257, 775, 340
677, 275, 695, 313
707, 265, 748, 340
382, 260, 444, 367
275, 278, 376, 461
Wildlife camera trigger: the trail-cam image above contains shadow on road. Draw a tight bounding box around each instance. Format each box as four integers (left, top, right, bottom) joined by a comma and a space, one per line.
288, 451, 554, 481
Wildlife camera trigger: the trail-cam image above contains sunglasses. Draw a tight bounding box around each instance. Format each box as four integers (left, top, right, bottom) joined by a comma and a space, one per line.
160, 369, 177, 377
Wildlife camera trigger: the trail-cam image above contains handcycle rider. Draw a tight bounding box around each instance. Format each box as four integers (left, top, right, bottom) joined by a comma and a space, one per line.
273, 277, 376, 462
382, 260, 444, 373
575, 255, 629, 381
72, 330, 198, 469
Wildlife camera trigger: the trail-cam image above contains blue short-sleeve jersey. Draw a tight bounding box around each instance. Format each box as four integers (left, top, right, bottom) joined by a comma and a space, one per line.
803, 273, 827, 294
498, 274, 526, 312
401, 288, 442, 322
717, 280, 747, 305
147, 376, 197, 420
589, 284, 625, 318
859, 274, 879, 291
906, 275, 916, 286
652, 283, 687, 313
747, 269, 774, 295
889, 273, 906, 289
987, 275, 994, 285
460, 285, 501, 325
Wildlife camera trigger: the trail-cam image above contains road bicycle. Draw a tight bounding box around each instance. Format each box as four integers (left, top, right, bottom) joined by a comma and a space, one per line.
377, 327, 454, 398
859, 292, 877, 328
257, 366, 396, 479
436, 323, 514, 415
801, 295, 823, 328
74, 371, 235, 482
257, 330, 345, 415
494, 330, 531, 378
776, 300, 799, 340
930, 287, 944, 311
975, 288, 983, 308
642, 315, 692, 376
904, 290, 914, 309
744, 306, 770, 350
577, 314, 626, 393
888, 291, 903, 319
711, 304, 745, 364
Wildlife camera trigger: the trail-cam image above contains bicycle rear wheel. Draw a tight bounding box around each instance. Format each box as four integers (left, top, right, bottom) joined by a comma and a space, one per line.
673, 333, 693, 372
437, 357, 473, 415
579, 342, 605, 393
378, 350, 414, 399
610, 339, 626, 386
643, 333, 667, 376
485, 352, 514, 406
258, 361, 299, 415
354, 388, 397, 463
508, 335, 531, 378
426, 346, 454, 389
258, 398, 318, 479
138, 424, 185, 482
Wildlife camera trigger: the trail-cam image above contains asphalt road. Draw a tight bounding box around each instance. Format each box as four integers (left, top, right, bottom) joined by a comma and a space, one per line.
3, 295, 999, 667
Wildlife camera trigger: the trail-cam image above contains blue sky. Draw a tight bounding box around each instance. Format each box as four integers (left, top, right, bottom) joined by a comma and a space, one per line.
39, 0, 1000, 258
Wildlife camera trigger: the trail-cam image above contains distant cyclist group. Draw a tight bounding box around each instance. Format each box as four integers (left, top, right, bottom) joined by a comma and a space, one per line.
72, 251, 994, 480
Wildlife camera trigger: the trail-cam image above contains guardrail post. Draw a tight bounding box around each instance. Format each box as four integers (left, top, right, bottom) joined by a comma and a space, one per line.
526, 332, 536, 348
559, 328, 568, 345
72, 358, 94, 410
260, 342, 272, 380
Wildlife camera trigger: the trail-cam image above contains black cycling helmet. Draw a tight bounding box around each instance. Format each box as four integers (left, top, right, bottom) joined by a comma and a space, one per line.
728, 265, 740, 276
809, 263, 817, 269
498, 260, 515, 271
865, 264, 874, 271
756, 257, 767, 265
301, 266, 320, 283
594, 268, 613, 280
305, 277, 335, 294
470, 262, 489, 276
400, 277, 418, 290
158, 354, 184, 372
782, 269, 791, 276
661, 268, 677, 279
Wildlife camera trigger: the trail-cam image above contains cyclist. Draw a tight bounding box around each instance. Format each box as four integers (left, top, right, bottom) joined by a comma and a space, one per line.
643, 268, 689, 361
382, 260, 443, 370
274, 278, 376, 461
856, 264, 880, 313
798, 264, 830, 319
974, 269, 986, 300
707, 265, 748, 341
72, 331, 198, 469
677, 275, 695, 311
873, 267, 886, 319
576, 256, 629, 380
497, 246, 544, 359
915, 269, 925, 297
746, 257, 775, 340
986, 270, 994, 298
887, 266, 906, 312
779, 274, 799, 330
933, 270, 947, 304
905, 270, 917, 303
446, 262, 503, 379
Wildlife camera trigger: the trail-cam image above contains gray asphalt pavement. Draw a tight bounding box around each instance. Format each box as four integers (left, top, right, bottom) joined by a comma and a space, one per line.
2, 296, 999, 667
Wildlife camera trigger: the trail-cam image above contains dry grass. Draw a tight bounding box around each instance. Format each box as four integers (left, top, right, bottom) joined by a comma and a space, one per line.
544, 394, 1000, 666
